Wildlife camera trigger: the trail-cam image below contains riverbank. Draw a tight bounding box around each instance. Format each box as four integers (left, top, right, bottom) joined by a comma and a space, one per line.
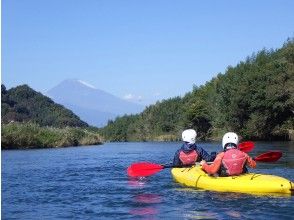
1, 123, 103, 149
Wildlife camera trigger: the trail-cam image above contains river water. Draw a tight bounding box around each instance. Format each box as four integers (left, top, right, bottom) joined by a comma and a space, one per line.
2, 142, 294, 219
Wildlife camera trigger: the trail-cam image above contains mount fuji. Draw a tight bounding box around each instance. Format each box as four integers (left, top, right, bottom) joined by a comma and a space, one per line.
47, 79, 144, 127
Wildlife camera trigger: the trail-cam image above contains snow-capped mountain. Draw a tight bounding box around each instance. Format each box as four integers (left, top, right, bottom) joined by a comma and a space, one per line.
47, 79, 144, 127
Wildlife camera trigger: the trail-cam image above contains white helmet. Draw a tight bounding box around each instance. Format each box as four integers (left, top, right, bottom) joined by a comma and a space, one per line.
182, 129, 197, 144
222, 132, 239, 149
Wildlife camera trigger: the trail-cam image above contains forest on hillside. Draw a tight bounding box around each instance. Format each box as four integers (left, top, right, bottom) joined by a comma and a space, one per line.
101, 38, 294, 141
1, 84, 88, 127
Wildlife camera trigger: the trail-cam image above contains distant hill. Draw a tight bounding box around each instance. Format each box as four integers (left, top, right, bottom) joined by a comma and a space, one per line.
47, 79, 144, 127
1, 84, 88, 127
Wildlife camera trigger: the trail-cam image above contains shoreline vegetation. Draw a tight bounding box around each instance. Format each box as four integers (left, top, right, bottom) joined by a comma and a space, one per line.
1, 123, 103, 150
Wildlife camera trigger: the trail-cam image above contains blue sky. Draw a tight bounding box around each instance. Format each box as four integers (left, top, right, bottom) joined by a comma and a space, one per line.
2, 0, 294, 105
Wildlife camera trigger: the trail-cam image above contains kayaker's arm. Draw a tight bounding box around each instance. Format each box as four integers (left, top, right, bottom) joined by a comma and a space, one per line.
196, 146, 217, 162
172, 149, 182, 166
246, 155, 257, 168
201, 153, 224, 175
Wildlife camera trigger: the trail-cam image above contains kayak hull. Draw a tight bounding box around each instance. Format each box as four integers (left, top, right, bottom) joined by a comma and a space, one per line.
171, 166, 294, 195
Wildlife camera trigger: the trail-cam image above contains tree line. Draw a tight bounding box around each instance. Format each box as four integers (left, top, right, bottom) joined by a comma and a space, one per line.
101, 38, 294, 141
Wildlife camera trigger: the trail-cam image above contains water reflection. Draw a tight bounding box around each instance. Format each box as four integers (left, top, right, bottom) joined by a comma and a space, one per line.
134, 194, 162, 204
129, 207, 158, 216
128, 177, 162, 218
225, 210, 241, 218
184, 211, 218, 219
129, 193, 162, 218
127, 177, 148, 188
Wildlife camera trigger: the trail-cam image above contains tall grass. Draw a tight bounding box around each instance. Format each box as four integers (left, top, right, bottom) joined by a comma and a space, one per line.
1, 123, 103, 149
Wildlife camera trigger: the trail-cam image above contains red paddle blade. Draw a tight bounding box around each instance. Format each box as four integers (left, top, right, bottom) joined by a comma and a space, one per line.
254, 151, 282, 162
127, 162, 164, 177
238, 141, 255, 153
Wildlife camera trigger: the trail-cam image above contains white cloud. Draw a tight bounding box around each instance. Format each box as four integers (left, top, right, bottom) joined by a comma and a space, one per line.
123, 93, 143, 102
123, 94, 135, 100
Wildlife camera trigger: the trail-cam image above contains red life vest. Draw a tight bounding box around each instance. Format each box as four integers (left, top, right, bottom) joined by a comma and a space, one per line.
179, 150, 198, 165
222, 149, 247, 176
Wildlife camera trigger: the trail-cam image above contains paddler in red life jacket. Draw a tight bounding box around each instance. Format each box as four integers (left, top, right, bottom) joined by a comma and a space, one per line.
172, 129, 216, 166
200, 132, 256, 176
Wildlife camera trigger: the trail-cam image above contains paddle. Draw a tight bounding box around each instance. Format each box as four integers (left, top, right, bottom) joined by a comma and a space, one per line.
127, 151, 282, 177
254, 151, 282, 162
127, 162, 174, 177
238, 141, 255, 153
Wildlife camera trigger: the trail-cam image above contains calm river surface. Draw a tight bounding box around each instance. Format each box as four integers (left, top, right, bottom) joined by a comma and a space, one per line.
2, 142, 294, 219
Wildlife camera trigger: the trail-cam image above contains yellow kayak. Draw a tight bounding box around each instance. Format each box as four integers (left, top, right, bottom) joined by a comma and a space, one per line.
171, 166, 294, 195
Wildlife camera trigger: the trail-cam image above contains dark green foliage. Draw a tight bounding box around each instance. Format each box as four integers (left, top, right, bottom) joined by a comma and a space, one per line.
101, 38, 294, 141
1, 84, 88, 127
100, 97, 185, 141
